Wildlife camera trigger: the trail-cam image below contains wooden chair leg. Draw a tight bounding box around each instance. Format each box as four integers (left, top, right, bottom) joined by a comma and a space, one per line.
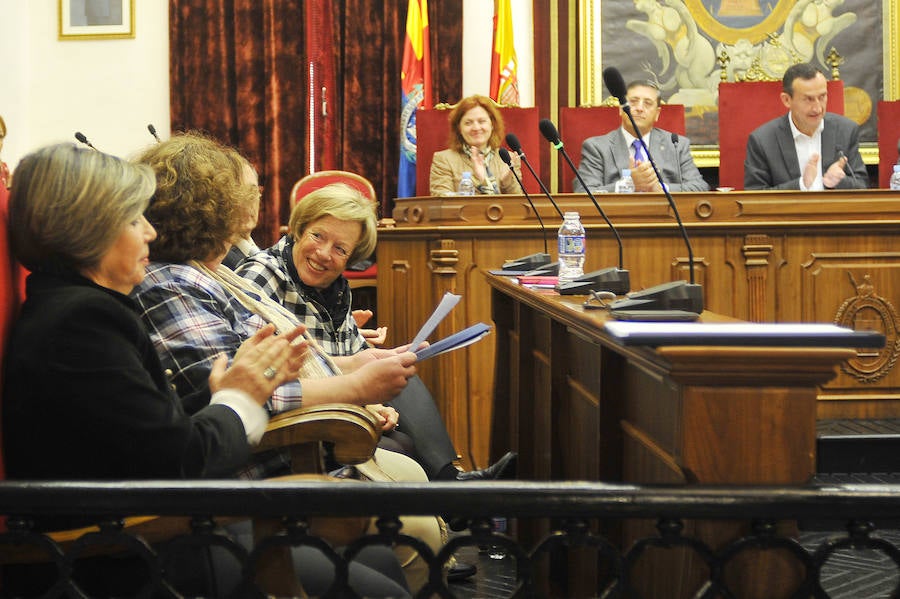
252, 517, 308, 598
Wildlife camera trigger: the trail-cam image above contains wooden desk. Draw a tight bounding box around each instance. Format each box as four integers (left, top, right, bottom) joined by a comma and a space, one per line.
486, 273, 855, 598
377, 191, 900, 470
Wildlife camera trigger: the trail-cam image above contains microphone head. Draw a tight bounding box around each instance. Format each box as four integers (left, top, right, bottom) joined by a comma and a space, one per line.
539, 119, 561, 145
74, 131, 88, 144
505, 133, 523, 154
498, 147, 513, 167
602, 67, 628, 105
671, 132, 679, 144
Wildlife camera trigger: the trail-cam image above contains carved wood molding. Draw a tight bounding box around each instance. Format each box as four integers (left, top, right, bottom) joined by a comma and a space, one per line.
429, 239, 459, 276
743, 234, 774, 323
835, 273, 900, 384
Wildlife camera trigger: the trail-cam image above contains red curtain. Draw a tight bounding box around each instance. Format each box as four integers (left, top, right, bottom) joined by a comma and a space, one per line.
170, 0, 306, 247
169, 1, 461, 245
333, 1, 461, 217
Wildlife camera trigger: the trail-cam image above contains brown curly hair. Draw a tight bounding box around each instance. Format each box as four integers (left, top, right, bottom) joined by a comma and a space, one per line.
135, 132, 257, 263
446, 95, 506, 153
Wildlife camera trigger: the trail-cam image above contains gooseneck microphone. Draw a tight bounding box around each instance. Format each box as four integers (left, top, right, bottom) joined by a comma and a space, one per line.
148, 123, 161, 143
539, 118, 630, 295
504, 133, 562, 275
506, 133, 564, 218
836, 148, 858, 189
498, 147, 552, 271
602, 66, 703, 314
74, 132, 97, 150
671, 132, 684, 188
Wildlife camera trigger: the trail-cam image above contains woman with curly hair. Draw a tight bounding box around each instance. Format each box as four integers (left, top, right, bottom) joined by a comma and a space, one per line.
428, 94, 521, 196
130, 131, 442, 593
132, 131, 415, 424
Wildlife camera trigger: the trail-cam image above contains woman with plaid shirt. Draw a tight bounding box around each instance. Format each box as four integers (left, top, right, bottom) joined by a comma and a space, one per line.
237, 183, 517, 484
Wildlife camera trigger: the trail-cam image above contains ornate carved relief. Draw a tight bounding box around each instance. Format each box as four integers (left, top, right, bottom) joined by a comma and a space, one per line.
430, 239, 459, 276
834, 273, 900, 383
485, 203, 504, 222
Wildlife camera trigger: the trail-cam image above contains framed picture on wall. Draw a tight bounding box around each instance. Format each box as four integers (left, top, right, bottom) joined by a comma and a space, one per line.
59, 0, 135, 40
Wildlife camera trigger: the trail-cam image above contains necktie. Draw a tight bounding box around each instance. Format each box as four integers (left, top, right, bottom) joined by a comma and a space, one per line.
632, 139, 647, 164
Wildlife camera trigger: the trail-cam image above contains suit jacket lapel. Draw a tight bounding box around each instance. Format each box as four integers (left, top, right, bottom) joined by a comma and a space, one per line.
611, 130, 630, 174
646, 129, 669, 167
776, 115, 801, 181
820, 115, 839, 166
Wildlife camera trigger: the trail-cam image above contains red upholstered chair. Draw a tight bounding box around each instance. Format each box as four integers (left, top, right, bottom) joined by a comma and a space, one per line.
558, 104, 686, 193
877, 100, 900, 189
290, 170, 377, 209
290, 170, 378, 290
0, 184, 27, 491
414, 104, 542, 197
718, 79, 845, 190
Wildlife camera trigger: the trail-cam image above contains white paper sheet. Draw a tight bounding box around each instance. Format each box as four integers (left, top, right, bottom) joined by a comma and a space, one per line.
409, 291, 461, 350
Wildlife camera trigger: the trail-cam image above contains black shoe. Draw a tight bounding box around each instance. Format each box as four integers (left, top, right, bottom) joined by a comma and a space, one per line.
455, 451, 517, 482
446, 516, 471, 532
447, 561, 477, 583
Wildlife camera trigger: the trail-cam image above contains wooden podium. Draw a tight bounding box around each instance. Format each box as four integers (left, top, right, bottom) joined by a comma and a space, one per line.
485, 273, 868, 598
377, 191, 900, 471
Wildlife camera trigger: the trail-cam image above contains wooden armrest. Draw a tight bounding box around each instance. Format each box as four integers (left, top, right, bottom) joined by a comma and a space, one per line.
0, 408, 379, 567
256, 403, 380, 469
0, 515, 200, 564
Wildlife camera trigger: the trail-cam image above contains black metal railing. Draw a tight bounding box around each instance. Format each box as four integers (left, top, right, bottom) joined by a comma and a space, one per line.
2, 480, 900, 598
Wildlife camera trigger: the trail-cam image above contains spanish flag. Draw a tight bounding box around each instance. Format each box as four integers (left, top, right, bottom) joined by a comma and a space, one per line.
398, 0, 432, 198
489, 0, 519, 106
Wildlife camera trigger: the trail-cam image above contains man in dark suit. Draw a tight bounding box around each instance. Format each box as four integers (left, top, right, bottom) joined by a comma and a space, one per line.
574, 80, 708, 193
744, 63, 868, 190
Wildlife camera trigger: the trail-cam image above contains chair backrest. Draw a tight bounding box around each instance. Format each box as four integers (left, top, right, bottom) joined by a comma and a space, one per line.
877, 100, 900, 189
415, 105, 542, 197
718, 79, 845, 190
558, 104, 686, 193
1, 184, 27, 493
290, 170, 376, 209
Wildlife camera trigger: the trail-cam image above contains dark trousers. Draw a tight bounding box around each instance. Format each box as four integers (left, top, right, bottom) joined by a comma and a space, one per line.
385, 374, 458, 479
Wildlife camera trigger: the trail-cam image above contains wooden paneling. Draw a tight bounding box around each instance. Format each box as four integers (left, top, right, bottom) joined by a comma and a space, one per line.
484, 275, 853, 598
378, 191, 900, 469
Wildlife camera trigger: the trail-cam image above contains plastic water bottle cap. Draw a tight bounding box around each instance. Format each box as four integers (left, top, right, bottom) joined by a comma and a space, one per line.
462, 171, 472, 178
894, 165, 900, 173
622, 169, 631, 177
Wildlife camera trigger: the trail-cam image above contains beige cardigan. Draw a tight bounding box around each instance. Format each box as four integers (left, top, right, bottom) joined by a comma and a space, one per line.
428, 148, 521, 196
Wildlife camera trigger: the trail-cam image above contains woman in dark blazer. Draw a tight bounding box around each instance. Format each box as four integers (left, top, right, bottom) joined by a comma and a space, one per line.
0, 144, 418, 597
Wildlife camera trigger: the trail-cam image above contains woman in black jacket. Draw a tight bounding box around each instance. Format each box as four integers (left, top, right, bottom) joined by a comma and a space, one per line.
1, 143, 408, 598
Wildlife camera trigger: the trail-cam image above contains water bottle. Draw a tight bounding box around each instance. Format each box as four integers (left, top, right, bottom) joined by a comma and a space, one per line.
458, 171, 475, 196
891, 165, 900, 191
488, 516, 508, 560
557, 211, 586, 282
614, 169, 635, 193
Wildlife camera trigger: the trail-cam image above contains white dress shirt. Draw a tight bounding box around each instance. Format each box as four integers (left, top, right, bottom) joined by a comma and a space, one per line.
788, 116, 825, 191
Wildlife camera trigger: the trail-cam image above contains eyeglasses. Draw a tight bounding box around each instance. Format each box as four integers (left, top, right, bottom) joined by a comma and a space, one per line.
583, 290, 616, 310
626, 97, 658, 110
306, 230, 351, 260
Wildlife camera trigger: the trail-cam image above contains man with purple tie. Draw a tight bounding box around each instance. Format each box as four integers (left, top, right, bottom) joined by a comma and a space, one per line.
574, 80, 708, 193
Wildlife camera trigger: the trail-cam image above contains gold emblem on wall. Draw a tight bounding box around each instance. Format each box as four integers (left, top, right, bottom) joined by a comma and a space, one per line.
834, 273, 900, 383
